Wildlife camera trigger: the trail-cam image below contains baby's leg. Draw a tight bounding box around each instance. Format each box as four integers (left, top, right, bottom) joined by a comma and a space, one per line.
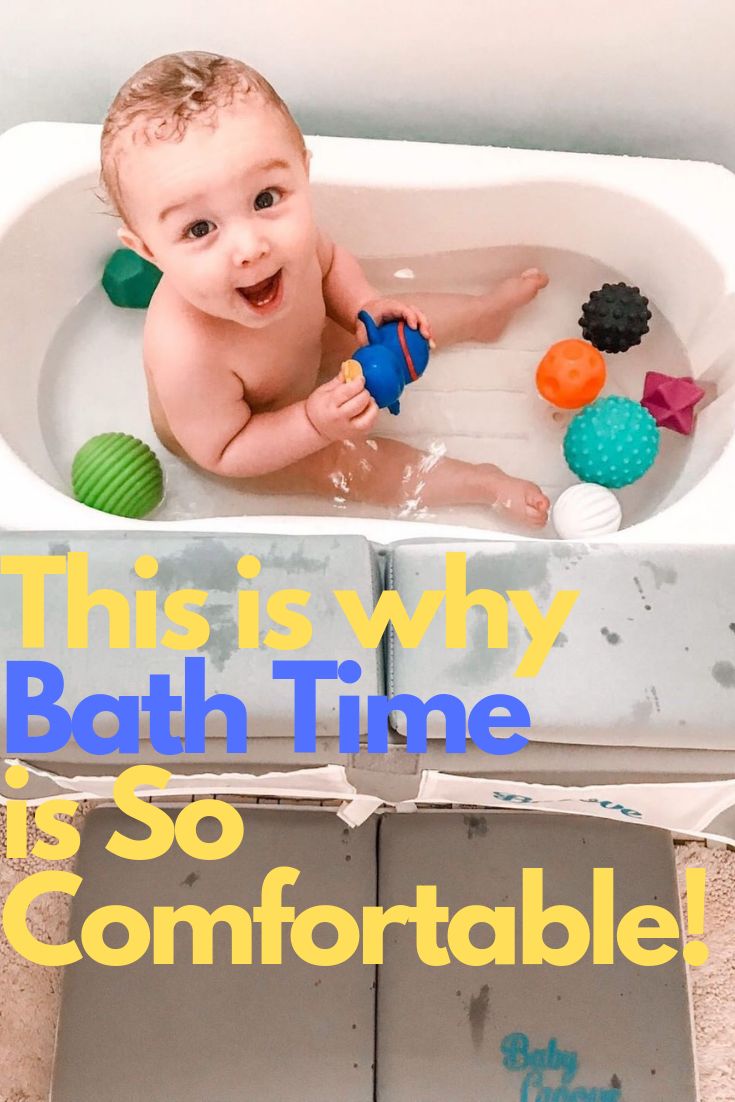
310, 319, 549, 526
400, 268, 549, 348
248, 436, 549, 528
322, 269, 549, 368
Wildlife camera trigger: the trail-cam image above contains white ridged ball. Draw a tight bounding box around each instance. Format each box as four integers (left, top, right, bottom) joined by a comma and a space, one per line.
552, 483, 622, 540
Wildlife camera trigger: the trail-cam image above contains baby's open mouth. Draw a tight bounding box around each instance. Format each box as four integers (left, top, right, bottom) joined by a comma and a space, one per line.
237, 270, 283, 310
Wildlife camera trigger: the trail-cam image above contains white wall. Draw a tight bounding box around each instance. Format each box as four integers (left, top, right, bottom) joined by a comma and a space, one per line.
1, 0, 734, 169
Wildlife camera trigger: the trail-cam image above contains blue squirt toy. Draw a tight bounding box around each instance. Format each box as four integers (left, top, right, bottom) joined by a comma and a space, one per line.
342, 309, 431, 414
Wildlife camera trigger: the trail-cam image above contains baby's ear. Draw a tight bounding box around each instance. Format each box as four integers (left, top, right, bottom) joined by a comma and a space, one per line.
304, 148, 312, 178
117, 225, 156, 263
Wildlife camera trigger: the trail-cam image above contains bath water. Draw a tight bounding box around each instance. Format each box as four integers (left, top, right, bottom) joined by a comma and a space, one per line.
39, 245, 693, 535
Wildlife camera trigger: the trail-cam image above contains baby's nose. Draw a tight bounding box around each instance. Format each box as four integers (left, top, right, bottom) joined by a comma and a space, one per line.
232, 225, 269, 266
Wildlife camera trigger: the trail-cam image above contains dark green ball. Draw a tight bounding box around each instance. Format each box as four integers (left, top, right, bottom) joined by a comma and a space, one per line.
72, 433, 164, 518
102, 249, 162, 308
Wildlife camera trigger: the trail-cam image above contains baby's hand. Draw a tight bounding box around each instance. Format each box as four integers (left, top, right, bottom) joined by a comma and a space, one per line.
358, 297, 432, 343
305, 374, 380, 442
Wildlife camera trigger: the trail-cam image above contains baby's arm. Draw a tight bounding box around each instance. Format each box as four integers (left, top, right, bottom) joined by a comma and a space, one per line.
318, 231, 431, 339
148, 346, 377, 479
318, 231, 377, 332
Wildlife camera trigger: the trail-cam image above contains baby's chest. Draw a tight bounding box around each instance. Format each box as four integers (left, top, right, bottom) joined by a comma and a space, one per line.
237, 313, 326, 410
232, 258, 327, 409
240, 349, 319, 409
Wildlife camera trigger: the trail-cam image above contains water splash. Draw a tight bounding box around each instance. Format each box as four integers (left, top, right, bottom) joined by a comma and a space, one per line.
397, 439, 447, 519
420, 439, 448, 471
329, 468, 350, 510
328, 440, 359, 509
327, 436, 447, 520
330, 470, 350, 496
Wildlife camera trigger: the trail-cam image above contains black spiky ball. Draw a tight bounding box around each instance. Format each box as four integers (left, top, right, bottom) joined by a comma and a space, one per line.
579, 282, 652, 353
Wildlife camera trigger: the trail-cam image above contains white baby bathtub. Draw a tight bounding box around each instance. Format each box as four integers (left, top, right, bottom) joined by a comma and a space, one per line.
2, 121, 735, 543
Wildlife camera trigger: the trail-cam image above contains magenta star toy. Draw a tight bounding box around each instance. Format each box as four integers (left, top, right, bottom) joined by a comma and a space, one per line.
640, 372, 705, 435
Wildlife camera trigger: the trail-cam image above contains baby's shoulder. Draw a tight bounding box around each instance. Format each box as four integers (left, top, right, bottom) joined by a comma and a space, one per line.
316, 228, 335, 277
143, 282, 226, 382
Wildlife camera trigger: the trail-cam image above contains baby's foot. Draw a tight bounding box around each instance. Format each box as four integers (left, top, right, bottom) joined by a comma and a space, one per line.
474, 268, 549, 343
483, 464, 550, 528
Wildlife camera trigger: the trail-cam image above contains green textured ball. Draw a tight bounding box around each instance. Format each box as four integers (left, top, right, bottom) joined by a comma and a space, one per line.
72, 433, 164, 518
102, 248, 162, 308
563, 396, 660, 488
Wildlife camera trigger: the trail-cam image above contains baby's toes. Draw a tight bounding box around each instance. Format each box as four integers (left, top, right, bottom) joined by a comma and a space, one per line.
526, 487, 550, 522
522, 267, 550, 290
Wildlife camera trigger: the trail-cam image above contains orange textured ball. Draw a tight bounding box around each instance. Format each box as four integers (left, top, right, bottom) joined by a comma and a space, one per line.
536, 339, 606, 409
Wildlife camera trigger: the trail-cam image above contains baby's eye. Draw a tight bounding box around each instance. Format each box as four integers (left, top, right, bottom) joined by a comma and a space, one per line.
185, 219, 216, 239
254, 188, 281, 211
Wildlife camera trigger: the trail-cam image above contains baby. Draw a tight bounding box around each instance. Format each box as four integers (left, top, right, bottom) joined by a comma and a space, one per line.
101, 52, 550, 527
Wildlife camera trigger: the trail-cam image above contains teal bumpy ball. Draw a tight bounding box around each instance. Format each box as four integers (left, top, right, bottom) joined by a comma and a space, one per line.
72, 434, 164, 518
563, 396, 660, 488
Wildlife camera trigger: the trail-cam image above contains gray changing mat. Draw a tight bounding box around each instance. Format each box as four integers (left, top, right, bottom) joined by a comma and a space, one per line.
376, 812, 696, 1100
51, 809, 696, 1100
51, 808, 377, 1102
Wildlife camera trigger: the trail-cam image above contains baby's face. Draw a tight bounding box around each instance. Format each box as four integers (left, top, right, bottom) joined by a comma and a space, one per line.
117, 101, 316, 327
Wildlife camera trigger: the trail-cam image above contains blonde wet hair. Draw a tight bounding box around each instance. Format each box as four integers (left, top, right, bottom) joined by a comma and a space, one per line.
100, 51, 305, 221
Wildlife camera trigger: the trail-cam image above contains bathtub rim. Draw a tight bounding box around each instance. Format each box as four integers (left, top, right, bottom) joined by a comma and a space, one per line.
4, 120, 735, 268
